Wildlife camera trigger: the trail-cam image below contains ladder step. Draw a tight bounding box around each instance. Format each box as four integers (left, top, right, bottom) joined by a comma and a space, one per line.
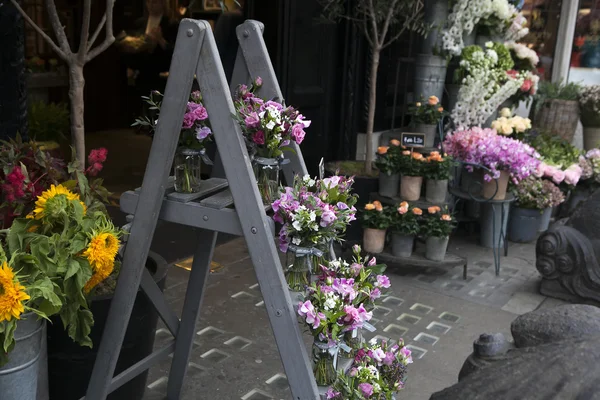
166, 178, 229, 203
120, 190, 244, 236
135, 176, 175, 194
200, 188, 234, 209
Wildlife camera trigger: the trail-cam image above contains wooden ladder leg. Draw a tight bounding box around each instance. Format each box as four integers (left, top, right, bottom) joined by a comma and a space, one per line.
167, 229, 218, 399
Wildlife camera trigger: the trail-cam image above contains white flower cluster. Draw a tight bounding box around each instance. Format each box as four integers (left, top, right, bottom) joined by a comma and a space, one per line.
505, 41, 539, 68
579, 85, 600, 114
323, 291, 341, 311
291, 205, 319, 233
442, 0, 528, 56
452, 51, 524, 128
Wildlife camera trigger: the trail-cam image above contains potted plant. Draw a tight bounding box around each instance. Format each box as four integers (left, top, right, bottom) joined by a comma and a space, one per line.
134, 90, 214, 194
422, 207, 455, 261
388, 202, 421, 258
0, 140, 167, 400
423, 151, 452, 203
408, 96, 446, 147
0, 176, 122, 400
579, 85, 600, 150
533, 81, 581, 142
360, 201, 388, 254
318, 0, 428, 176
375, 140, 401, 198
326, 339, 412, 399
444, 127, 540, 200
398, 150, 426, 201
508, 177, 565, 241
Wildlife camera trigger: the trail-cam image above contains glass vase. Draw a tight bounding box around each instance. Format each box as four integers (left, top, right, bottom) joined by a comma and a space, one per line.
341, 329, 364, 359
310, 240, 334, 275
252, 157, 281, 205
174, 148, 203, 193
312, 340, 337, 386
285, 248, 311, 292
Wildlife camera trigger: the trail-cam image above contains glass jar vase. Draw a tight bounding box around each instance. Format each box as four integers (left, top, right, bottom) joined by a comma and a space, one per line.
174, 148, 203, 193
312, 340, 337, 386
310, 240, 336, 275
252, 157, 281, 205
341, 329, 364, 359
285, 247, 311, 292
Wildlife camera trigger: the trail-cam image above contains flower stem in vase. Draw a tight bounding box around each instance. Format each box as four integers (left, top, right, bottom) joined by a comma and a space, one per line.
285, 251, 310, 291
312, 342, 337, 386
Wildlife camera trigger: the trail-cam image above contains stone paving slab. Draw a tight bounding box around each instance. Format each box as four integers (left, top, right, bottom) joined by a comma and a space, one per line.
141, 237, 523, 400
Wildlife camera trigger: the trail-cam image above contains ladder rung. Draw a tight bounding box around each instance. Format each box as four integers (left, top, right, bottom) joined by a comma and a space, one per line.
120, 191, 244, 236
135, 176, 175, 194
166, 177, 229, 203
200, 188, 234, 209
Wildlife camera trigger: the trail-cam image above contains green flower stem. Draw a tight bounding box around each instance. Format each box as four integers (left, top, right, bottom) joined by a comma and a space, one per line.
313, 354, 336, 386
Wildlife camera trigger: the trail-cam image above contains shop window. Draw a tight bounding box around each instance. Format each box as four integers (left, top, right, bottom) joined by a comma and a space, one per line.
570, 0, 600, 85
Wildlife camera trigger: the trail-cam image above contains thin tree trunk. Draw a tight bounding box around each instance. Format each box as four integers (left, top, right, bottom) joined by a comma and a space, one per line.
69, 64, 86, 167
365, 48, 380, 175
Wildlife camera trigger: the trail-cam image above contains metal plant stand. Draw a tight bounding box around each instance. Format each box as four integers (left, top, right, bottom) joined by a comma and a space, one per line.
450, 162, 514, 276
82, 19, 319, 400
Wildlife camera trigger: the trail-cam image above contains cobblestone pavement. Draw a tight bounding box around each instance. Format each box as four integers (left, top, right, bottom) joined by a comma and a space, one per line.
141, 235, 564, 400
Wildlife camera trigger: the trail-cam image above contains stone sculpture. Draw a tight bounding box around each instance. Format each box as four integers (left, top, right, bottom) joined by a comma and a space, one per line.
536, 188, 600, 304
430, 305, 600, 400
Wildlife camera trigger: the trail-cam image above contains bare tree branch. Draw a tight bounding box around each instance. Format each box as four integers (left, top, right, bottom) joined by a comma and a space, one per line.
86, 0, 115, 62
379, 0, 399, 44
9, 0, 68, 60
87, 13, 107, 53
381, 0, 425, 48
45, 0, 72, 55
367, 0, 380, 47
78, 0, 92, 58
361, 11, 375, 47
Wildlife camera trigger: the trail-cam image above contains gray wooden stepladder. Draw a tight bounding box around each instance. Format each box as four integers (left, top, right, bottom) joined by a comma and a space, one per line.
82, 19, 320, 400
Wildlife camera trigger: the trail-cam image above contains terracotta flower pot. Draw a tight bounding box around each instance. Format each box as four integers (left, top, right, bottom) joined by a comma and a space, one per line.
363, 228, 386, 254
482, 171, 510, 200
400, 176, 423, 201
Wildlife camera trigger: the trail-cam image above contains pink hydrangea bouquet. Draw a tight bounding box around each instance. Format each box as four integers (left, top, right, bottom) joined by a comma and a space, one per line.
326, 339, 412, 399
133, 90, 212, 150
444, 127, 540, 183
233, 77, 311, 159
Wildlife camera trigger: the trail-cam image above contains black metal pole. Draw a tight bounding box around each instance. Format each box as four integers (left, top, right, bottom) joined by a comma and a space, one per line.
0, 0, 28, 140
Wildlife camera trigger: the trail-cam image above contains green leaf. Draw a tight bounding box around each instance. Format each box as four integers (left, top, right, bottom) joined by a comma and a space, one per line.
67, 309, 94, 348
1, 321, 17, 353
70, 233, 88, 254
65, 259, 80, 281
6, 218, 29, 254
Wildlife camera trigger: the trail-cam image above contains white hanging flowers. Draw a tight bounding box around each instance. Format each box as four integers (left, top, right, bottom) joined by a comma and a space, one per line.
442, 0, 529, 56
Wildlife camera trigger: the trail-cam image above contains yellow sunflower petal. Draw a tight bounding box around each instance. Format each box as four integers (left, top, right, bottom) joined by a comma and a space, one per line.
0, 262, 30, 322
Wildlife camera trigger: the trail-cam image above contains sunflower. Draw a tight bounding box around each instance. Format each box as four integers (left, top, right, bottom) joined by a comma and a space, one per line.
83, 230, 120, 293
33, 184, 86, 220
0, 262, 30, 322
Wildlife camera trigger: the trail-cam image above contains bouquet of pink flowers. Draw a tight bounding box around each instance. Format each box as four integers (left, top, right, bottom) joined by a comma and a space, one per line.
233, 77, 311, 159
444, 127, 540, 183
326, 339, 412, 399
318, 245, 389, 312
133, 90, 212, 150
273, 175, 357, 253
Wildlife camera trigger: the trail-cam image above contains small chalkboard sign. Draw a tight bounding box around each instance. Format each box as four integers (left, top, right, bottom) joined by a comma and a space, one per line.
401, 132, 426, 148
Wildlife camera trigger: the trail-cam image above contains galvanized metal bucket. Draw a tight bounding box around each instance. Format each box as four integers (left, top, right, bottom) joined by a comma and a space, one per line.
414, 54, 447, 101
0, 313, 45, 400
